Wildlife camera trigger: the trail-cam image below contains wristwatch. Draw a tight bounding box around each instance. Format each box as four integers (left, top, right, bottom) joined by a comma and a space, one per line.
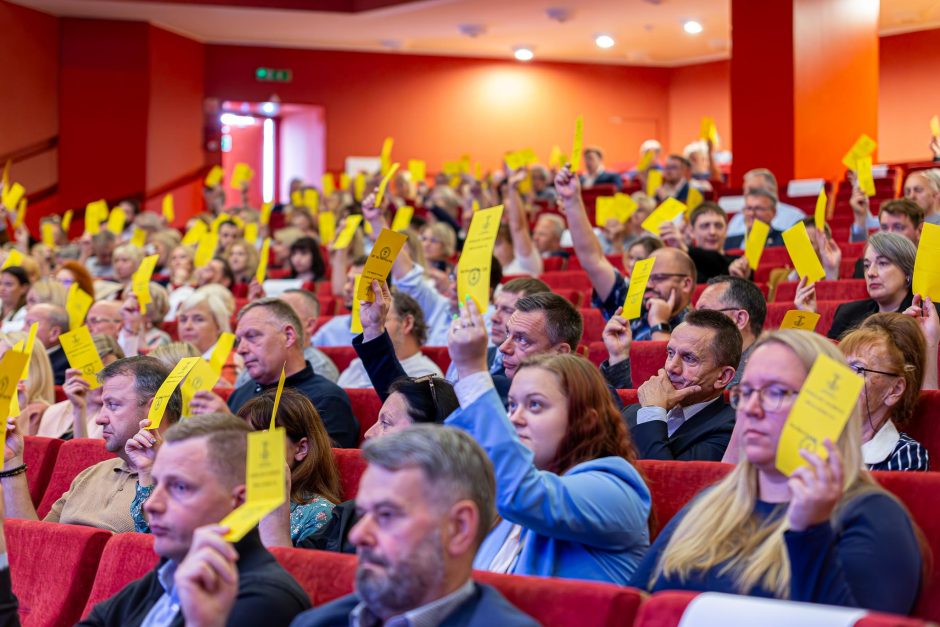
649, 322, 672, 334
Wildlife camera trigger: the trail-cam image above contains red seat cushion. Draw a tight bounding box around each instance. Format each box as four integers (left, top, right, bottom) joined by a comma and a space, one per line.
899, 390, 940, 462
773, 279, 868, 303
82, 532, 158, 618
631, 341, 668, 387
320, 346, 358, 373
270, 547, 357, 605
635, 460, 733, 538
345, 388, 382, 444
22, 436, 63, 508
332, 448, 366, 501
763, 301, 840, 335
420, 346, 451, 374
6, 519, 111, 626
37, 439, 117, 519
542, 271, 593, 292
579, 308, 607, 344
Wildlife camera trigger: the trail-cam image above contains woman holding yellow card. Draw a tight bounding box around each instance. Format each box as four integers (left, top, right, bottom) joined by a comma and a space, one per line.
0, 266, 29, 333
631, 330, 924, 614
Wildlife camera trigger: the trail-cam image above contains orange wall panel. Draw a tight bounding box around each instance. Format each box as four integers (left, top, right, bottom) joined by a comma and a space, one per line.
204, 47, 671, 173
667, 60, 732, 156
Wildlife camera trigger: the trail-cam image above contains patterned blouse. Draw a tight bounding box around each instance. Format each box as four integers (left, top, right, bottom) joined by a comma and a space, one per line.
131, 483, 335, 545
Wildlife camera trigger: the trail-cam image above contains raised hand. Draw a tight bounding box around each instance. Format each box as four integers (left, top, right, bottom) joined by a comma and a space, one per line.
658, 222, 687, 252
637, 368, 701, 411
121, 295, 144, 335
174, 525, 239, 627
507, 167, 528, 189
63, 368, 90, 412
189, 391, 232, 416
904, 294, 940, 352
728, 255, 751, 279
602, 306, 633, 366
849, 187, 870, 228
447, 297, 490, 380
787, 439, 844, 531
815, 230, 842, 279
125, 419, 162, 487
793, 276, 818, 313
646, 288, 677, 328
360, 280, 392, 342
3, 415, 23, 465
554, 165, 581, 203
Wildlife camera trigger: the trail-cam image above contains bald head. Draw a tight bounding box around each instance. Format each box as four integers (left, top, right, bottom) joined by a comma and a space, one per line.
646, 247, 696, 313
87, 300, 122, 337
279, 290, 320, 345
25, 303, 69, 349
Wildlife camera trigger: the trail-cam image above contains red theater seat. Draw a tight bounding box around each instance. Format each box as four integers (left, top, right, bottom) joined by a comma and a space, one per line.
6, 519, 111, 627
270, 547, 357, 605
554, 288, 586, 307
320, 346, 358, 373
53, 385, 66, 403
332, 448, 366, 500
763, 301, 840, 335
345, 388, 382, 444
898, 390, 940, 460
617, 389, 639, 406
542, 271, 593, 291
635, 460, 733, 538
773, 279, 868, 302
631, 341, 668, 387
160, 320, 178, 340
312, 314, 335, 334
212, 386, 233, 402
23, 436, 63, 508
37, 439, 116, 519
542, 256, 566, 272
82, 533, 158, 617
580, 308, 607, 344
420, 346, 451, 374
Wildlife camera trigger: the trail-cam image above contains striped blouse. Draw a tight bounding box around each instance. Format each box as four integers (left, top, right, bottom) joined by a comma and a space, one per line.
863, 421, 929, 472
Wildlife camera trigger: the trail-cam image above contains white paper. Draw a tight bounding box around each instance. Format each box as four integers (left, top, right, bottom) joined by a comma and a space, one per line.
678, 593, 867, 627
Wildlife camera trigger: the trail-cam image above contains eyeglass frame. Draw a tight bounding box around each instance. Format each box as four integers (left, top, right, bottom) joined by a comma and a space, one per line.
647, 272, 689, 284
728, 385, 801, 412
849, 364, 900, 378
412, 374, 442, 423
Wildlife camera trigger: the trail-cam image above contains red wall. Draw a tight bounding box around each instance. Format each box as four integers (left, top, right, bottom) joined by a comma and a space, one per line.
667, 60, 732, 156
204, 46, 671, 173
0, 0, 59, 195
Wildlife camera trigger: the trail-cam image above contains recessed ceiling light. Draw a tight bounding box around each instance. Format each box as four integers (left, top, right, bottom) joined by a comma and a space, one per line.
595, 34, 615, 49
683, 20, 703, 34
514, 47, 534, 61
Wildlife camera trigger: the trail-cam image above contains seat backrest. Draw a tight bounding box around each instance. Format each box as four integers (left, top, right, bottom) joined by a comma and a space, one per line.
420, 346, 452, 375
630, 341, 668, 387
901, 390, 940, 461
763, 301, 840, 335
37, 438, 117, 519
579, 308, 607, 344
6, 519, 111, 627
82, 532, 158, 618
344, 388, 382, 444
617, 389, 639, 406
636, 460, 734, 538
319, 346, 358, 373
872, 470, 940, 622
270, 547, 357, 606
541, 271, 593, 291
332, 448, 367, 500
773, 279, 868, 303
22, 436, 63, 508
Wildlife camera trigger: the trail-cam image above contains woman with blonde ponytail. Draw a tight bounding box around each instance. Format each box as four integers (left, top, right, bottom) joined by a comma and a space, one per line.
630, 330, 924, 614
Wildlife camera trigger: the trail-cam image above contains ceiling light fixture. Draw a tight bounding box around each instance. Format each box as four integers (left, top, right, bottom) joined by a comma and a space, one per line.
595, 34, 615, 49
513, 47, 534, 62
683, 20, 703, 34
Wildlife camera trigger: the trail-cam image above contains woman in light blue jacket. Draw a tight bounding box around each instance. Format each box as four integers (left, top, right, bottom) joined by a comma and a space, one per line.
445, 301, 651, 584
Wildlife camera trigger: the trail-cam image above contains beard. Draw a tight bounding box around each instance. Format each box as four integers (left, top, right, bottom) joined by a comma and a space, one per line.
355, 532, 446, 618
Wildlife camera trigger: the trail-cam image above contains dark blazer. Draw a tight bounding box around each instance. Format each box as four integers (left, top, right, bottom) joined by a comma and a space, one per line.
290, 583, 538, 627
724, 227, 786, 251
622, 397, 735, 461
49, 346, 69, 386
581, 171, 623, 191
825, 292, 935, 340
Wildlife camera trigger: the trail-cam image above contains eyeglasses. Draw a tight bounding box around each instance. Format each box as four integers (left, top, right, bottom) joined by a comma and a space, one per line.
729, 385, 800, 412
412, 375, 442, 422
648, 273, 689, 283
87, 316, 121, 325
850, 364, 900, 378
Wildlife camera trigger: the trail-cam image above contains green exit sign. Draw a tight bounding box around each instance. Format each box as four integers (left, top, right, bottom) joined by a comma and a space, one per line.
255, 67, 292, 83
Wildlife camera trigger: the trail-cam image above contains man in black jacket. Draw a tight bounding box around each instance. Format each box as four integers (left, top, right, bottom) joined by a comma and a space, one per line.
80, 413, 310, 627
618, 310, 741, 461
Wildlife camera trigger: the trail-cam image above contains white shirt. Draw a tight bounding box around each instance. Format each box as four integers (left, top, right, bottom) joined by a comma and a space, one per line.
502, 247, 544, 276
635, 396, 721, 437
720, 197, 807, 236
337, 351, 443, 388
311, 314, 354, 347
862, 420, 901, 466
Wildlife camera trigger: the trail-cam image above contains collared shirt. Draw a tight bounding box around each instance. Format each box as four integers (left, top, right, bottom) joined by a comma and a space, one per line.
140, 561, 180, 627
591, 269, 688, 339
636, 396, 721, 436
233, 346, 339, 388
349, 579, 475, 627
45, 457, 139, 533
863, 421, 929, 471
311, 314, 355, 347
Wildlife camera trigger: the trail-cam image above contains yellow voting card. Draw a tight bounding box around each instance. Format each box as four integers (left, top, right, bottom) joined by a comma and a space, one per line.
380, 137, 394, 176
374, 163, 400, 208
66, 283, 93, 331
841, 134, 877, 171
210, 213, 230, 235
181, 220, 208, 246
356, 229, 408, 301
14, 199, 26, 229
205, 165, 224, 188
303, 188, 319, 214
354, 173, 367, 201
339, 173, 351, 191
779, 310, 821, 332
775, 354, 863, 476
209, 332, 236, 375
270, 366, 286, 429
1, 183, 24, 211
19, 323, 37, 380
783, 221, 826, 285
0, 351, 29, 438
408, 160, 426, 184
745, 220, 771, 270
458, 205, 504, 312
623, 257, 655, 320
193, 232, 218, 269
322, 173, 335, 197
147, 357, 200, 430
614, 194, 639, 221
646, 169, 663, 197
391, 206, 414, 232
61, 210, 73, 234
60, 326, 105, 389
548, 145, 565, 169
913, 222, 940, 302
162, 194, 175, 223
84, 201, 105, 235
333, 215, 363, 250
932, 115, 940, 138
106, 207, 126, 235
221, 427, 287, 542
318, 212, 336, 244
0, 250, 22, 270
179, 358, 219, 416
130, 227, 147, 249
686, 187, 704, 212
244, 222, 259, 245
41, 223, 56, 249
256, 238, 271, 284
570, 115, 584, 172
132, 254, 160, 314
231, 163, 253, 189
856, 156, 876, 197
815, 189, 827, 232
637, 150, 655, 173
641, 197, 685, 235
351, 275, 364, 334
595, 197, 617, 227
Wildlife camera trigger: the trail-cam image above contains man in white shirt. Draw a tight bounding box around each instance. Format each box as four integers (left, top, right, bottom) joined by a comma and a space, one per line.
311, 256, 367, 348
721, 167, 807, 236
338, 291, 442, 388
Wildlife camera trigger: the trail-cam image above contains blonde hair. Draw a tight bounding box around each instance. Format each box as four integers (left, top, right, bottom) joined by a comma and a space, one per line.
113, 244, 144, 267
134, 282, 170, 326
179, 290, 232, 334
28, 279, 67, 308
653, 330, 877, 597
149, 341, 201, 370
193, 284, 235, 317
0, 332, 54, 405
224, 239, 259, 279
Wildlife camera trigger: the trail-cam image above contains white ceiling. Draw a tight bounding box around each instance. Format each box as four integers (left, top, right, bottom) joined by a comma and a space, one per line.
11, 0, 940, 66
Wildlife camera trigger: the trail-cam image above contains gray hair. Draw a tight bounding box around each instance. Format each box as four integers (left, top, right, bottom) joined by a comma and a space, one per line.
362, 425, 495, 547
99, 355, 182, 425
179, 290, 232, 334
744, 187, 778, 208
866, 231, 917, 281
237, 297, 304, 350
536, 213, 566, 238
391, 290, 428, 345
164, 413, 251, 488
282, 288, 321, 319
92, 334, 125, 361
39, 303, 70, 334
744, 168, 779, 195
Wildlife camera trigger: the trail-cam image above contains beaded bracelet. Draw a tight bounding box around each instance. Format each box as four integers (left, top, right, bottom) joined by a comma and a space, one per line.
0, 465, 27, 479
